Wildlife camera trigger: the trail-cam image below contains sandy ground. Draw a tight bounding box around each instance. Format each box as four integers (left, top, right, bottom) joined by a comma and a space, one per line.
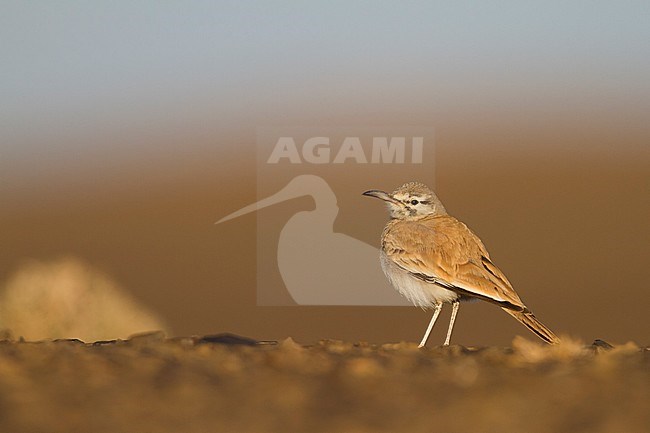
0, 332, 647, 433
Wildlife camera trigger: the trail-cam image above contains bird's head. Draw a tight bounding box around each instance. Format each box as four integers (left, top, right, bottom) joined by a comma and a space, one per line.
363, 181, 447, 220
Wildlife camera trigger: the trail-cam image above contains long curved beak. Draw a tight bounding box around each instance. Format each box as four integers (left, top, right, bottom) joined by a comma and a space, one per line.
362, 189, 400, 205
216, 185, 304, 225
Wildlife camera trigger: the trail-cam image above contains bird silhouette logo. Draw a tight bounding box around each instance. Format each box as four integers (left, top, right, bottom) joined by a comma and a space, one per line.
216, 174, 411, 306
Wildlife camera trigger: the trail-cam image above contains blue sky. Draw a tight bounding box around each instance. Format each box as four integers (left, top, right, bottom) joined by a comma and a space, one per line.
2, 1, 649, 160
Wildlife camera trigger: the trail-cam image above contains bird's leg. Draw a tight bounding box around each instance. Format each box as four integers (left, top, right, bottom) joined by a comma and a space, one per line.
443, 300, 460, 346
418, 302, 443, 348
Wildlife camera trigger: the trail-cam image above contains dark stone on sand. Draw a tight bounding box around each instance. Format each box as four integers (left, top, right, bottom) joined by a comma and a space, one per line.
92, 339, 124, 346
592, 339, 614, 350
53, 338, 85, 345
198, 332, 277, 346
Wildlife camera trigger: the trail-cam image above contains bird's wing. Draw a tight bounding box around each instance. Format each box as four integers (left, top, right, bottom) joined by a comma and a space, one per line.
382, 216, 526, 310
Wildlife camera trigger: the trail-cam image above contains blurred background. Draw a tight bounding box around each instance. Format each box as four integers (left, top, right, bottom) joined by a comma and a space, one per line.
1, 1, 648, 345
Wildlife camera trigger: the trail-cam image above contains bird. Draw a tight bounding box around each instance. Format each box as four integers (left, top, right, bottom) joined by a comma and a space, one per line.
363, 181, 560, 347
216, 175, 411, 306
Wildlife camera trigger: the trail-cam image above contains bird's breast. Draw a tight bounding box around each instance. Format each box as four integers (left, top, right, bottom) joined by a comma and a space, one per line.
379, 250, 459, 308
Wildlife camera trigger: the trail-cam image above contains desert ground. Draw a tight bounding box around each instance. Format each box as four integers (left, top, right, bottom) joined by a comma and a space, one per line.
0, 331, 647, 433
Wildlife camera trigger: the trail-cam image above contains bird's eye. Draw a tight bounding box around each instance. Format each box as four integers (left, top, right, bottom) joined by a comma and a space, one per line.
410, 199, 419, 205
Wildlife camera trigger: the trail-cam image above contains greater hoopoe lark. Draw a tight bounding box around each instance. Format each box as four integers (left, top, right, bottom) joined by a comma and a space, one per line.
363, 182, 560, 347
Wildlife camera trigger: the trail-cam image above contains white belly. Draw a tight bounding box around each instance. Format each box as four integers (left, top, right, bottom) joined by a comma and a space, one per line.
380, 250, 459, 308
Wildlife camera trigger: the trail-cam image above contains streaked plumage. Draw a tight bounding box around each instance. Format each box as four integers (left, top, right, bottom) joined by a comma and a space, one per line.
363, 181, 560, 346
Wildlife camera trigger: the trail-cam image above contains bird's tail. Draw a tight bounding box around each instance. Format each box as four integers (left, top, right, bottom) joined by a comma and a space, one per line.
502, 308, 561, 345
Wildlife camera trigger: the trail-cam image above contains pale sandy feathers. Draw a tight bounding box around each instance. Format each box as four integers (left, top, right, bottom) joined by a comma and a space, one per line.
380, 249, 458, 308
381, 215, 524, 309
